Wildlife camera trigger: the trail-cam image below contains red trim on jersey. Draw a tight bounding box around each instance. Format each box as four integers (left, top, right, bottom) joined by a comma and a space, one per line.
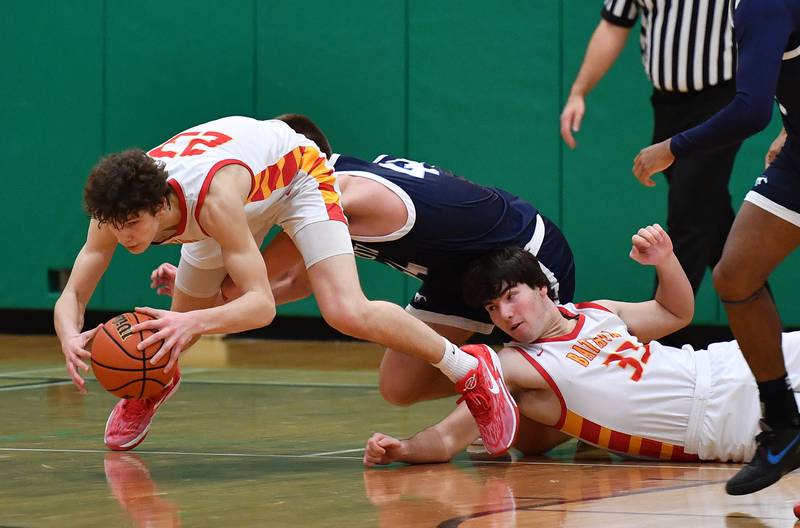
639, 438, 663, 459
673, 446, 701, 462
580, 419, 602, 444
534, 309, 586, 343
608, 430, 632, 454
512, 346, 567, 429
195, 159, 254, 237
318, 182, 335, 193
250, 187, 265, 201
166, 179, 188, 238
281, 148, 299, 186
306, 152, 327, 174
266, 164, 281, 191
326, 201, 347, 223
573, 302, 613, 313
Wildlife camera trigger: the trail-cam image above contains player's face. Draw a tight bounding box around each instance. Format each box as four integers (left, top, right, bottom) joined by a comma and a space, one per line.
108, 212, 161, 254
485, 283, 551, 342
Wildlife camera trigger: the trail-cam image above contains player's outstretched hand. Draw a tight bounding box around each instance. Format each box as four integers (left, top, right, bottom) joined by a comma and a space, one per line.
629, 224, 673, 266
364, 433, 405, 467
632, 139, 675, 187
131, 307, 198, 374
61, 324, 102, 393
560, 94, 585, 149
149, 263, 177, 297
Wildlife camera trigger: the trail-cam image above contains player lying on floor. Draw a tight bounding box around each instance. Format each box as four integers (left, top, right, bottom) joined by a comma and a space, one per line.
363, 225, 800, 466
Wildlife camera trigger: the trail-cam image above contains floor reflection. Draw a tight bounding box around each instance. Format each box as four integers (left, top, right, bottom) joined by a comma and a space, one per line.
104, 453, 181, 528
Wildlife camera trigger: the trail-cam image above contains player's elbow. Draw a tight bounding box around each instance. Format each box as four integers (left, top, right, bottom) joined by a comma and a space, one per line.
433, 429, 462, 462
263, 300, 277, 326
736, 101, 773, 136
252, 291, 277, 327
674, 307, 694, 331
668, 299, 694, 332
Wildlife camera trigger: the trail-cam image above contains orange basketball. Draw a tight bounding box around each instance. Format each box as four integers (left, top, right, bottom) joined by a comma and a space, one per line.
91, 312, 171, 399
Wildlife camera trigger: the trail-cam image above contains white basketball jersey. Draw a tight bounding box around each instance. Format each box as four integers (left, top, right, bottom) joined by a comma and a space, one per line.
513, 302, 702, 461
147, 116, 343, 246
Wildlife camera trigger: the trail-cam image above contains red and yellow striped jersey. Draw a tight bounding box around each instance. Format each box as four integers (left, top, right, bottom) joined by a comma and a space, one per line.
147, 116, 343, 245
513, 302, 701, 462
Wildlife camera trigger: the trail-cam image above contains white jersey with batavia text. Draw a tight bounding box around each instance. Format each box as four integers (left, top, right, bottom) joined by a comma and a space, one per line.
512, 303, 800, 462
147, 116, 345, 269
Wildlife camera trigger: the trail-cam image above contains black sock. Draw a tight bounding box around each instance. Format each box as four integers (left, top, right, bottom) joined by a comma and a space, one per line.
757, 374, 800, 428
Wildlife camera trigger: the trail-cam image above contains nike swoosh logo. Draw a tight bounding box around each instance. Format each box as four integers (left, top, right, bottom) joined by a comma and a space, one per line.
767, 432, 800, 465
484, 365, 501, 395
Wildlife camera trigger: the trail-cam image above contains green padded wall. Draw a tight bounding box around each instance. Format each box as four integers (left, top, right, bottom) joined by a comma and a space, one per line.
1, 1, 796, 328
1, 2, 106, 309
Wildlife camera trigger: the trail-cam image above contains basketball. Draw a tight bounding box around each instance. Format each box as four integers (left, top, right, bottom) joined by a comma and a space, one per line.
91, 312, 171, 399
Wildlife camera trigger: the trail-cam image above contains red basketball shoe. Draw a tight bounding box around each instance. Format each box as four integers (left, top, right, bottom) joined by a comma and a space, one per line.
104, 368, 182, 451
456, 345, 519, 456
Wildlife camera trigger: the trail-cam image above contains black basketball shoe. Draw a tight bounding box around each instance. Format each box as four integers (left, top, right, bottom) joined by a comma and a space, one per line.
726, 420, 800, 495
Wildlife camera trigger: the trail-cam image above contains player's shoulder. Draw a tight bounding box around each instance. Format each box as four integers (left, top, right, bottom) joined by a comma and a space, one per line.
194, 115, 296, 138
571, 301, 615, 313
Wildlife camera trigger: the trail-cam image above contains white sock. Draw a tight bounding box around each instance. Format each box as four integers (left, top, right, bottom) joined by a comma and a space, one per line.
434, 339, 479, 383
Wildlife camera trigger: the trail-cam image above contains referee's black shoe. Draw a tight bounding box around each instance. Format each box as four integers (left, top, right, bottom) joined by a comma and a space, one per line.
726, 421, 800, 495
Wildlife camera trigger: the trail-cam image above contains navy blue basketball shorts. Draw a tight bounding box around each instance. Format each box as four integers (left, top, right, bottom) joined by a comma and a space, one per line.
746, 143, 800, 227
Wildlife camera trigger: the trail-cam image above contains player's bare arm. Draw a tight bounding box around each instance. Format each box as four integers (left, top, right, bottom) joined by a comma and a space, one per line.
134, 164, 275, 371
595, 224, 694, 342
561, 20, 631, 149
54, 220, 117, 392
363, 404, 479, 467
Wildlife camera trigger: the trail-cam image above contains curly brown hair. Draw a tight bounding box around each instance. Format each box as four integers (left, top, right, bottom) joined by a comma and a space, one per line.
83, 149, 172, 227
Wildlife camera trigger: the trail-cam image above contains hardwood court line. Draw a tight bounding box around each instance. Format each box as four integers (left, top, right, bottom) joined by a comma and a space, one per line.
0, 378, 375, 391
0, 366, 68, 377
0, 375, 373, 391
178, 379, 376, 389
0, 446, 365, 461
0, 368, 211, 388
0, 446, 742, 474
0, 367, 211, 380
0, 380, 72, 392
300, 447, 366, 457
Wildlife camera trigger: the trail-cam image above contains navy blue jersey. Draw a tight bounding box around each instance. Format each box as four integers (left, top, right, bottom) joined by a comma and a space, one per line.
333, 154, 539, 277
331, 154, 575, 334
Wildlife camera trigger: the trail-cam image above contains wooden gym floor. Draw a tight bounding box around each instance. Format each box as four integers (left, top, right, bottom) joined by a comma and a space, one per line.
1, 334, 799, 527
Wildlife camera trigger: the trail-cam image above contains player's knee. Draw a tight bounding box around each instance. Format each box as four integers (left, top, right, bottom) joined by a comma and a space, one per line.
378, 372, 419, 407
712, 260, 757, 300
379, 383, 417, 407
320, 298, 370, 338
